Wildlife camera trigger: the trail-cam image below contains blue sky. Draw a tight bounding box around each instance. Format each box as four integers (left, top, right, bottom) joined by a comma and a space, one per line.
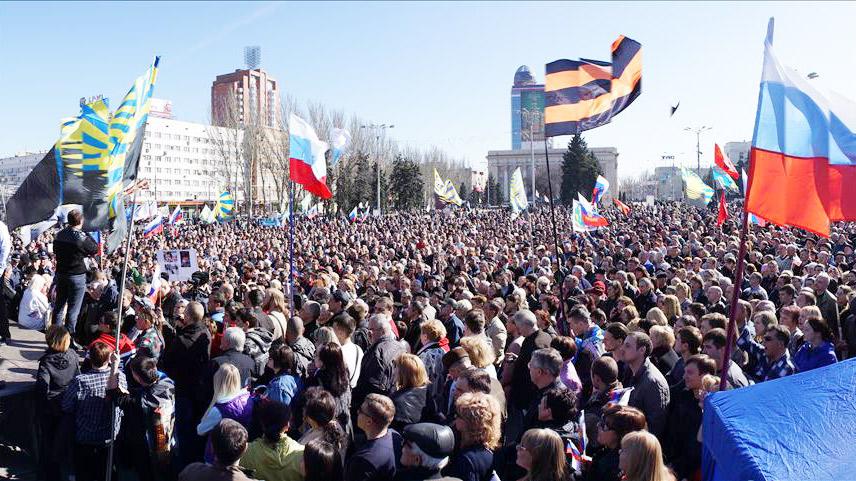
2, 1, 855, 179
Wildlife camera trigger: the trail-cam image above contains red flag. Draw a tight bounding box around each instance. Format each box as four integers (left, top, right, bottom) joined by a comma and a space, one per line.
717, 191, 728, 226
613, 197, 631, 216
714, 144, 739, 180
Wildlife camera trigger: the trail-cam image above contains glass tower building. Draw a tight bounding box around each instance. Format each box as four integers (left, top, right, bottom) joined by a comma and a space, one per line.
510, 65, 545, 150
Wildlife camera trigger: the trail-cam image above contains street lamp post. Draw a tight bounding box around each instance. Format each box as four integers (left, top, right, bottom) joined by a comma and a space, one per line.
522, 108, 540, 202
360, 123, 395, 215
684, 126, 712, 174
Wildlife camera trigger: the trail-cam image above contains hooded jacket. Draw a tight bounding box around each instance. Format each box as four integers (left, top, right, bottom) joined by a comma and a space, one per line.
36, 348, 80, 414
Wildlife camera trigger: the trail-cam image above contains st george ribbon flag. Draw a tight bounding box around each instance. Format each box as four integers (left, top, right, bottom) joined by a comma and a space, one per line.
544, 35, 642, 136
509, 167, 529, 217
6, 58, 160, 236
289, 114, 332, 199
745, 18, 856, 236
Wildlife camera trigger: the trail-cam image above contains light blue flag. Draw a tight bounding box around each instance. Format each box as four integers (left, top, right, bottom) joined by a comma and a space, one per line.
712, 166, 739, 192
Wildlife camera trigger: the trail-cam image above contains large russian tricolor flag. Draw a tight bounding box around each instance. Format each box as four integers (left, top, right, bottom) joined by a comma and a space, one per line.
746, 19, 856, 236
289, 114, 332, 199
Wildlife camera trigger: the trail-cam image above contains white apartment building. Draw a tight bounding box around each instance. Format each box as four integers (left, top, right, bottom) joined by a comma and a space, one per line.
140, 116, 248, 203
0, 151, 45, 187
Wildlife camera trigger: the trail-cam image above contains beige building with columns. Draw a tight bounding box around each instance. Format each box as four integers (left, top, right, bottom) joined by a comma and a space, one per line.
486, 143, 619, 202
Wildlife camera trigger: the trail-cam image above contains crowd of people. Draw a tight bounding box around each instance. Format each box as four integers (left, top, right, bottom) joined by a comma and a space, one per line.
2, 198, 855, 481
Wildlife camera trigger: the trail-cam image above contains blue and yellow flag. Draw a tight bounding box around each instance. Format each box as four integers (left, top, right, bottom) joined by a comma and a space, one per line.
215, 191, 235, 219
545, 36, 641, 136
712, 166, 739, 192
6, 58, 160, 232
681, 168, 715, 204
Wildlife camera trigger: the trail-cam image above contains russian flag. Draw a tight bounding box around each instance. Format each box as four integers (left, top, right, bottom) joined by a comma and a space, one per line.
348, 205, 358, 223
168, 205, 183, 224
746, 19, 856, 236
289, 114, 332, 199
578, 193, 609, 227
147, 264, 162, 301
142, 215, 163, 237
592, 175, 610, 205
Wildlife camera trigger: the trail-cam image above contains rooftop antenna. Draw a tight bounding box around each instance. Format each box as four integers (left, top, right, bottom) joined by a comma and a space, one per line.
244, 46, 261, 70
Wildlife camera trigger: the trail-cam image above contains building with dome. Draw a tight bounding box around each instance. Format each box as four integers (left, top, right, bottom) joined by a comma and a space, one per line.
510, 65, 545, 150
486, 65, 619, 204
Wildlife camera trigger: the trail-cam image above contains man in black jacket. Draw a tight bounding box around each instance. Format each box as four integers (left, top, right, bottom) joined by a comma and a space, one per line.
159, 301, 211, 469
53, 209, 98, 342
354, 314, 407, 416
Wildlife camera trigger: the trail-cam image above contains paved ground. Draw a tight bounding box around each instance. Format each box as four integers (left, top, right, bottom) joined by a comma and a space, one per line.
0, 323, 45, 396
0, 323, 46, 481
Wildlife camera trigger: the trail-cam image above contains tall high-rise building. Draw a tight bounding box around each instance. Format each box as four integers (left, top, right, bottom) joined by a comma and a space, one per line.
510, 65, 545, 150
211, 69, 279, 128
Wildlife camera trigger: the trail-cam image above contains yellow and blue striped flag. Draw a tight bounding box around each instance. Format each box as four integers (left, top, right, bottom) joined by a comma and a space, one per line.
215, 191, 235, 219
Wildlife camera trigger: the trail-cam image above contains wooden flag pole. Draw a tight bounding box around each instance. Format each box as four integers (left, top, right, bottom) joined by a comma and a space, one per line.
719, 203, 751, 391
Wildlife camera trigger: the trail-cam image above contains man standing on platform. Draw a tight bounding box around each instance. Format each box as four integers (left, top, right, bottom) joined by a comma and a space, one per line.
53, 209, 98, 347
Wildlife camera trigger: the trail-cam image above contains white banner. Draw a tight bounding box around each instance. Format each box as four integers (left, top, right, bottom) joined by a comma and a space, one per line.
156, 248, 199, 282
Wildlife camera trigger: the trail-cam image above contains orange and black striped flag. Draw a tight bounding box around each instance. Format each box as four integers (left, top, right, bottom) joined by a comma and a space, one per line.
544, 35, 642, 137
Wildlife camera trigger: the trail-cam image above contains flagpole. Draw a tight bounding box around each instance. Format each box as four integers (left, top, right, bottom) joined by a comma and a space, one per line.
105, 185, 139, 481
288, 180, 295, 318
718, 202, 750, 391
542, 138, 567, 335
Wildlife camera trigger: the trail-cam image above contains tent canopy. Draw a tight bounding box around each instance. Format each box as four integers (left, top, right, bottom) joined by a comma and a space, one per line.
702, 358, 856, 481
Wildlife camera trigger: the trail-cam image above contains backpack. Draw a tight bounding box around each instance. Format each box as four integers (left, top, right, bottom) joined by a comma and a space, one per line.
352, 326, 371, 353
244, 328, 275, 378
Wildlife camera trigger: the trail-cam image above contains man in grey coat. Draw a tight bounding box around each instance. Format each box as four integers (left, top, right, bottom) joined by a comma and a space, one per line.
623, 331, 671, 441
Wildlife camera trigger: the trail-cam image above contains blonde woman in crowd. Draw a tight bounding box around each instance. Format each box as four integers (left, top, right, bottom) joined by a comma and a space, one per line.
515, 428, 570, 481
444, 392, 501, 481
390, 353, 429, 431
460, 335, 497, 379
619, 431, 676, 481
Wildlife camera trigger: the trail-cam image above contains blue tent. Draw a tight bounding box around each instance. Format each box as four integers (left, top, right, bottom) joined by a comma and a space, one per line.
702, 358, 856, 481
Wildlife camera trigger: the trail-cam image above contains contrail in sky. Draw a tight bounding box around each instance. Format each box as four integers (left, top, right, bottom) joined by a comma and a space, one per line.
176, 2, 280, 60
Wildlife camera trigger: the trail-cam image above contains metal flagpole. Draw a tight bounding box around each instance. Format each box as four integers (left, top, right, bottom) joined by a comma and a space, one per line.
718, 203, 750, 391
542, 138, 567, 335
288, 181, 295, 317
105, 183, 140, 481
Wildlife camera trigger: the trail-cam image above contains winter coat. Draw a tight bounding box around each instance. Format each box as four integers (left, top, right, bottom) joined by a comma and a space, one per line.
53, 226, 98, 276
627, 358, 671, 440
417, 341, 446, 418
650, 346, 679, 380
509, 329, 552, 410
160, 321, 211, 403
239, 435, 304, 481
288, 336, 316, 379
36, 348, 80, 415
391, 385, 427, 431
664, 386, 702, 481
353, 335, 407, 410
793, 340, 837, 373
243, 327, 274, 378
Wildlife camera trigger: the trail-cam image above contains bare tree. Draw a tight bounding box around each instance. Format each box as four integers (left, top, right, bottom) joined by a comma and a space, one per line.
207, 92, 245, 204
